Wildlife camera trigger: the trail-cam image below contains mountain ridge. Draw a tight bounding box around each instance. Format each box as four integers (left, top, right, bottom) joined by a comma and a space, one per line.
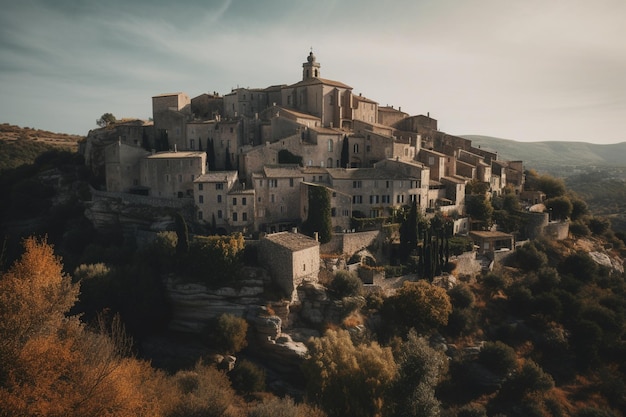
461, 135, 626, 169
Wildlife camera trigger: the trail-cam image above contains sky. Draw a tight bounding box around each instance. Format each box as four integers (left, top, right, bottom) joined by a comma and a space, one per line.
1, 0, 625, 144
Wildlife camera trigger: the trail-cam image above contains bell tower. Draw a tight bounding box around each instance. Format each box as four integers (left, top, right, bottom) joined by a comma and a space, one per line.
302, 49, 321, 81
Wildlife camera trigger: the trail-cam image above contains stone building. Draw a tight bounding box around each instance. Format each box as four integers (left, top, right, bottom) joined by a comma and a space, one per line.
193, 171, 254, 233
258, 231, 320, 300
152, 92, 191, 151
300, 182, 352, 232
252, 165, 305, 232
104, 141, 150, 193
141, 151, 206, 198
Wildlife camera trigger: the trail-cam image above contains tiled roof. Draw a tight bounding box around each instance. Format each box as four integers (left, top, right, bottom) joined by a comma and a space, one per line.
195, 171, 238, 182
327, 168, 418, 180
146, 151, 205, 159
287, 77, 352, 89
263, 231, 319, 251
262, 165, 304, 178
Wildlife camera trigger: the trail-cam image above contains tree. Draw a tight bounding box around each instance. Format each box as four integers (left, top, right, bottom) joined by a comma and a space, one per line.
536, 174, 566, 198
544, 196, 573, 220
207, 313, 248, 355
329, 270, 362, 298
465, 194, 493, 229
301, 185, 332, 243
383, 280, 452, 333
207, 138, 216, 170
174, 212, 190, 255
387, 329, 447, 417
225, 147, 233, 170
303, 329, 396, 417
399, 200, 419, 259
340, 135, 349, 168
96, 113, 116, 127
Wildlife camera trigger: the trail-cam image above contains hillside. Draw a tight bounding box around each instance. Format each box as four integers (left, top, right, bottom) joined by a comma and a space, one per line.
462, 135, 626, 171
0, 123, 83, 171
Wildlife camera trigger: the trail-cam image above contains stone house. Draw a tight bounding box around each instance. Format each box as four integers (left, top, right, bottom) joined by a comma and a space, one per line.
193, 171, 254, 233
258, 231, 320, 299
252, 165, 306, 233
469, 230, 515, 255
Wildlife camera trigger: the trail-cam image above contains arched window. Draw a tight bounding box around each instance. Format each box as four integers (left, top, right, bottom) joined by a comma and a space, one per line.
328, 139, 333, 152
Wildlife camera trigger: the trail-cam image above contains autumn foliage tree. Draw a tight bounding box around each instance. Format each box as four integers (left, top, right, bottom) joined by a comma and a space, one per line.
303, 329, 397, 417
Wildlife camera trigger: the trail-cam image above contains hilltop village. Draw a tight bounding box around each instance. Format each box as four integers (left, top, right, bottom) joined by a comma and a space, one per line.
83, 51, 557, 245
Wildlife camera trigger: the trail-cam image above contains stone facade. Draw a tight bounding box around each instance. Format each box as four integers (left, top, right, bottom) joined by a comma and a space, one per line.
258, 232, 320, 299
104, 141, 150, 193
194, 171, 255, 232
141, 151, 206, 198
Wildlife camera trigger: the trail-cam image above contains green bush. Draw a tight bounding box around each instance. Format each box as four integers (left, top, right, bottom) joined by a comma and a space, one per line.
207, 313, 249, 355
229, 359, 265, 394
329, 270, 362, 298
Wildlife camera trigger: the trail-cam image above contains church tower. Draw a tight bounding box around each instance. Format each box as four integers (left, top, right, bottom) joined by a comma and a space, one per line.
302, 50, 321, 81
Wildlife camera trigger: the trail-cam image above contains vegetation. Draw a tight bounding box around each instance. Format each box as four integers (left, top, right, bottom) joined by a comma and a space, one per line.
301, 185, 332, 243
96, 112, 117, 127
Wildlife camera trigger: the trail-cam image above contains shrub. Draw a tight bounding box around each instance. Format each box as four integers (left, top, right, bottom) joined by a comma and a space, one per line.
329, 270, 362, 298
248, 396, 327, 417
208, 314, 249, 355
516, 242, 547, 271
229, 359, 265, 394
448, 283, 475, 309
478, 341, 518, 377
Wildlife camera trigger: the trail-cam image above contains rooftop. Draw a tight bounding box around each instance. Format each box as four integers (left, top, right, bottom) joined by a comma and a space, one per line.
327, 167, 419, 180
195, 171, 238, 183
263, 231, 319, 251
146, 151, 205, 159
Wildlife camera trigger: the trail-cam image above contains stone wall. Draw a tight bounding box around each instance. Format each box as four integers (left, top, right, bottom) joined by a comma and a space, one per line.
320, 230, 381, 257
544, 220, 569, 240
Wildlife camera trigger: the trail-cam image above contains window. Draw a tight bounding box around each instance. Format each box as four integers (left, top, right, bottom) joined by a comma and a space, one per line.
366, 145, 371, 152
269, 179, 278, 188
242, 212, 247, 221
191, 174, 195, 181
352, 180, 362, 189
230, 127, 234, 133
165, 174, 170, 183
232, 198, 237, 206
259, 180, 263, 187
271, 194, 275, 203
369, 195, 379, 204
396, 194, 405, 204
410, 194, 417, 202
290, 178, 294, 187
232, 212, 238, 222
342, 209, 350, 216
218, 210, 223, 218
331, 208, 337, 217
216, 183, 224, 190
178, 174, 182, 183
328, 139, 333, 152
353, 144, 359, 153
190, 139, 195, 149
242, 197, 247, 205
199, 195, 204, 204
198, 211, 203, 220
352, 195, 363, 204
382, 195, 391, 204
217, 195, 222, 203
327, 158, 333, 168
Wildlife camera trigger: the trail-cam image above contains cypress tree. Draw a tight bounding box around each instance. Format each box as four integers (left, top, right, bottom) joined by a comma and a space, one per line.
340, 135, 349, 168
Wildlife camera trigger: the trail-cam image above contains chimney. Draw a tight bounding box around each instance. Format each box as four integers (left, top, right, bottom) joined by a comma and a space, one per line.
174, 144, 177, 152
314, 232, 319, 241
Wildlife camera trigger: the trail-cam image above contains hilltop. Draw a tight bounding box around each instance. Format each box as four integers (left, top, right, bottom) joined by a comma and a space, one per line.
0, 123, 83, 171
462, 135, 626, 171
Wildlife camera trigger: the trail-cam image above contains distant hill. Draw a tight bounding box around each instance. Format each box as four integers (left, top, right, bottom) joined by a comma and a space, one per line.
462, 135, 626, 170
0, 123, 83, 171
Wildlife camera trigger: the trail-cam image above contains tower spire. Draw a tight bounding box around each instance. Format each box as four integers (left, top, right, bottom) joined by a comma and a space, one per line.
302, 49, 320, 81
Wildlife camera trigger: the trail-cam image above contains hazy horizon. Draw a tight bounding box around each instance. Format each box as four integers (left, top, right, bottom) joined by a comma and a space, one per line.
1, 0, 625, 144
